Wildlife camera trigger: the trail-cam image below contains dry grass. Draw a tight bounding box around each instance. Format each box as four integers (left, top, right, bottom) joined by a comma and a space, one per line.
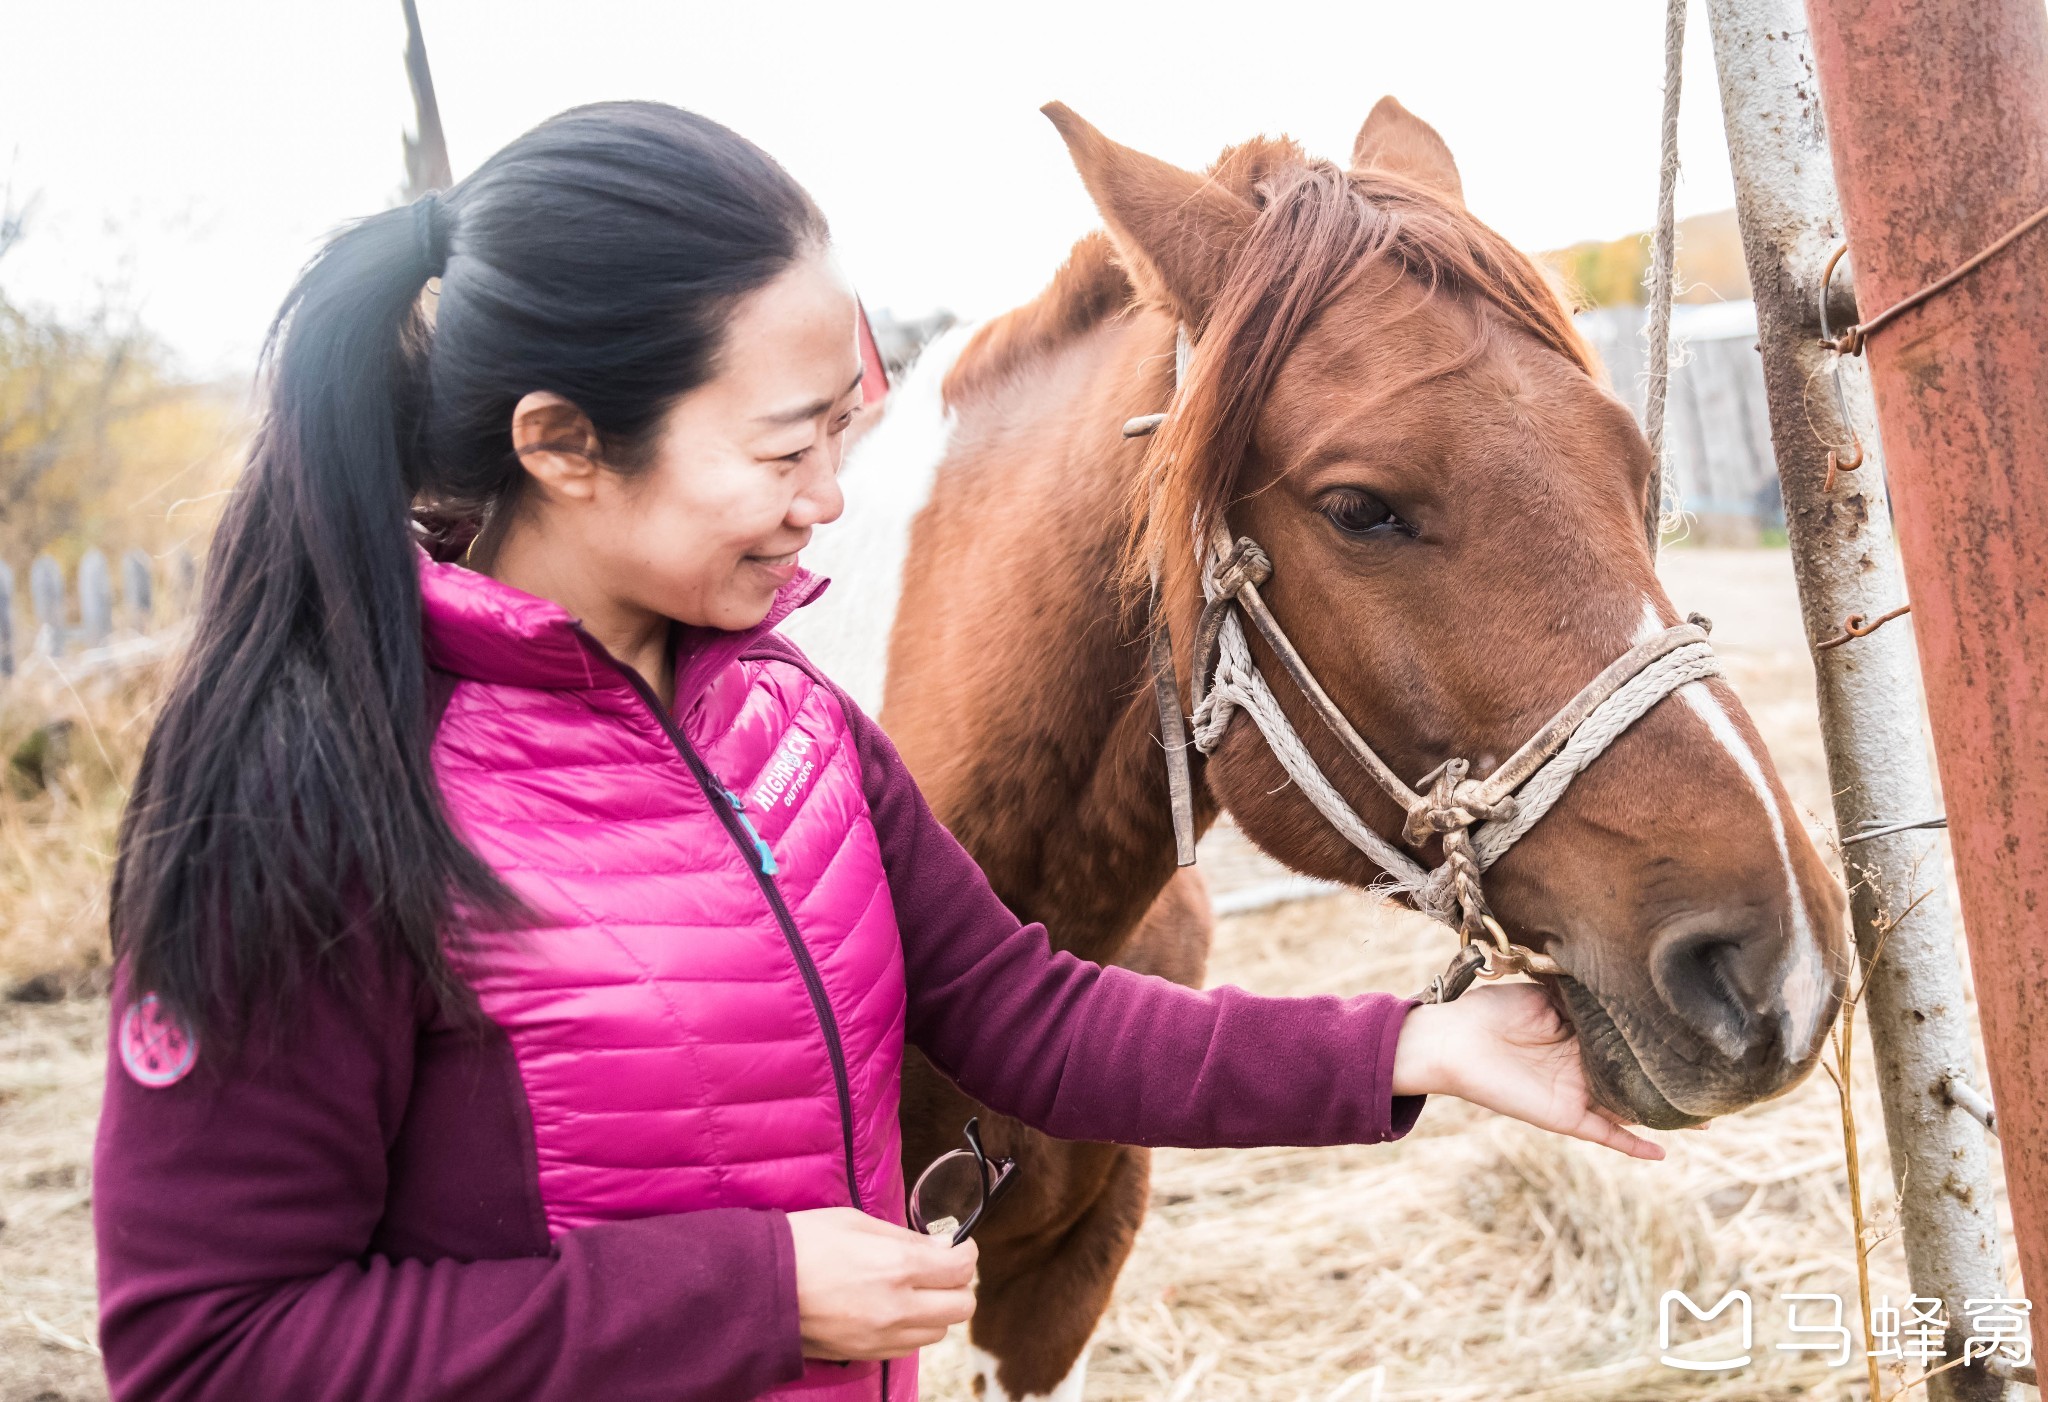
0, 654, 169, 1402
0, 552, 2021, 1401
920, 885, 2015, 1401
0, 652, 173, 995
0, 999, 105, 1402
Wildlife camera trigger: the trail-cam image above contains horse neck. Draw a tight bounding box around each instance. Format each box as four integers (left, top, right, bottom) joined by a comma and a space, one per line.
880, 314, 1214, 965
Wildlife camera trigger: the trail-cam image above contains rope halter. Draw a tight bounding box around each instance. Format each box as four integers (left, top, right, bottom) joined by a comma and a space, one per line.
1179, 521, 1720, 996
1127, 324, 1722, 1002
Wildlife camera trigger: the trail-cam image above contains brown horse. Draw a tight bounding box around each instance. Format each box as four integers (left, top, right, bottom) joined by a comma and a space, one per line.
786, 97, 1847, 1400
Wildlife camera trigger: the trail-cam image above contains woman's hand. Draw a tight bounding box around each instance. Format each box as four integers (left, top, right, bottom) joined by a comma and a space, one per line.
1392, 983, 1666, 1161
787, 1208, 978, 1360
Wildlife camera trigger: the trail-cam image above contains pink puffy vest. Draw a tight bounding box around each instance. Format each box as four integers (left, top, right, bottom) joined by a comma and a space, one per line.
419, 554, 915, 1402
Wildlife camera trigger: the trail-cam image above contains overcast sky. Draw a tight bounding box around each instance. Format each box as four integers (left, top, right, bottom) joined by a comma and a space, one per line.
3, 1, 1739, 377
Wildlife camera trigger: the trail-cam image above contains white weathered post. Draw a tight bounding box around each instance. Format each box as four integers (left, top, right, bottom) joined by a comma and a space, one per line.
78, 548, 113, 650
30, 554, 67, 656
170, 547, 197, 617
0, 560, 14, 678
122, 549, 154, 633
1704, 5, 2013, 1397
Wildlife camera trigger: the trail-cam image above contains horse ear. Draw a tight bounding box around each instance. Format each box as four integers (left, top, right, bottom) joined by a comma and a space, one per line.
1351, 96, 1465, 207
1042, 102, 1256, 322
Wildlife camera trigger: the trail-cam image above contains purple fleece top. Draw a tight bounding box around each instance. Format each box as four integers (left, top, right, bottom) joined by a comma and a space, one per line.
92, 668, 1424, 1401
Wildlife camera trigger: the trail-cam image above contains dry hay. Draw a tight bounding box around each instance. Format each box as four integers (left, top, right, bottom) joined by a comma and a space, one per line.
0, 998, 106, 1401
0, 652, 173, 995
923, 883, 2014, 1400
0, 658, 166, 1400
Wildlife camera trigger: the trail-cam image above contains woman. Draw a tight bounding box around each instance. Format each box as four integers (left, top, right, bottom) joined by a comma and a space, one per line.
95, 101, 1659, 1402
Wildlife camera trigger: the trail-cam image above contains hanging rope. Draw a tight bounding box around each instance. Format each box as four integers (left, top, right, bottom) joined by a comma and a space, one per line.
1641, 0, 1688, 553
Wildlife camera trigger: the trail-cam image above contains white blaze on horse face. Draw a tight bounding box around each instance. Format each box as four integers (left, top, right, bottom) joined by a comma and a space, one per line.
776, 324, 972, 713
1633, 601, 1830, 1059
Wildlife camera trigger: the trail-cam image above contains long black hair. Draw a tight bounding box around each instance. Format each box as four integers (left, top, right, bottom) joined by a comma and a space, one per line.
111, 102, 828, 1044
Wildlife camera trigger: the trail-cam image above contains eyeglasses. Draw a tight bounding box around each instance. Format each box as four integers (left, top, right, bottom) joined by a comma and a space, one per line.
907, 1116, 1018, 1246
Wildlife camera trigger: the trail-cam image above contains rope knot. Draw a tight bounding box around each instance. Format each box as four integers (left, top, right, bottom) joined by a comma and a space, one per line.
1211, 537, 1271, 599
1401, 759, 1517, 847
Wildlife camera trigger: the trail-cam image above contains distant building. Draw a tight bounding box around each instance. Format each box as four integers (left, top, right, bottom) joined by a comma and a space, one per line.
1576, 301, 1783, 545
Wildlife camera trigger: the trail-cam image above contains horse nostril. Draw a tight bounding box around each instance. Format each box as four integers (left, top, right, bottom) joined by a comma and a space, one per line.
1650, 922, 1772, 1063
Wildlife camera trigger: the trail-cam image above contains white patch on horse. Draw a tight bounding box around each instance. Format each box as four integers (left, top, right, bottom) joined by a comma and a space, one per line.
967, 1343, 1088, 1402
777, 323, 974, 713
1631, 600, 1665, 646
1634, 599, 1828, 1057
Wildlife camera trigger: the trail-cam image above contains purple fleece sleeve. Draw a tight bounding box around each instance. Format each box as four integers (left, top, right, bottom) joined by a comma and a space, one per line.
843, 695, 1426, 1148
93, 964, 804, 1402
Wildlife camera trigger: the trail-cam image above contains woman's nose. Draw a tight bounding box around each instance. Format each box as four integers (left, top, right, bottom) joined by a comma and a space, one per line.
789, 451, 845, 530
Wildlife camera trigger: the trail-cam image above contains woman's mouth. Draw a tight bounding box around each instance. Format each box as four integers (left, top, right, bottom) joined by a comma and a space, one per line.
746, 549, 801, 582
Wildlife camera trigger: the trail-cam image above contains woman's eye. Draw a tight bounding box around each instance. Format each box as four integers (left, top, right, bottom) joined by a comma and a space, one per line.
1320, 489, 1409, 539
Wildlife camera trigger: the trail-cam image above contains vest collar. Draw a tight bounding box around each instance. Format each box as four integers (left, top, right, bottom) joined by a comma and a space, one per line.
418, 548, 829, 703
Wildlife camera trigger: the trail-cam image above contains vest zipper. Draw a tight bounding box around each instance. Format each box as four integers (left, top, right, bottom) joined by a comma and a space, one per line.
591, 642, 867, 1216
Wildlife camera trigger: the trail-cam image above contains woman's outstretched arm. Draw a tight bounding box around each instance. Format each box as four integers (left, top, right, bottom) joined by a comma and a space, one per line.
839, 676, 1661, 1161
840, 683, 1422, 1149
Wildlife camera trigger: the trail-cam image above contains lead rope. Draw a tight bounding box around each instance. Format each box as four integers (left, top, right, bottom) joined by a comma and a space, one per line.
1144, 329, 1200, 867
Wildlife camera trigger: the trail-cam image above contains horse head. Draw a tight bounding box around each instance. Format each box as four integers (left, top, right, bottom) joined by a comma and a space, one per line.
1045, 99, 1849, 1128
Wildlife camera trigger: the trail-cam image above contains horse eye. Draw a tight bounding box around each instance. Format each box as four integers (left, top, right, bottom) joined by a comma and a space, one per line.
1320, 489, 1406, 539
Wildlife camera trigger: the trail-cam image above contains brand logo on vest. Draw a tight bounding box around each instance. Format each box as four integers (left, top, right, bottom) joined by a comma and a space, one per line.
119, 994, 198, 1088
749, 729, 820, 812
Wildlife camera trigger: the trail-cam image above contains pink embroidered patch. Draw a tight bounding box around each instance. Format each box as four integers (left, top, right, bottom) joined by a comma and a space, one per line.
119, 994, 197, 1088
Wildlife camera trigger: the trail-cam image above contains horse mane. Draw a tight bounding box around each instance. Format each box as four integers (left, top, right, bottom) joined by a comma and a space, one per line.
943, 230, 1134, 402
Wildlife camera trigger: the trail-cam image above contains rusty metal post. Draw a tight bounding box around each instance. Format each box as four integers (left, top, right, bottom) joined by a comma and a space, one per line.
1705, 6, 2012, 1396
1803, 0, 2048, 1372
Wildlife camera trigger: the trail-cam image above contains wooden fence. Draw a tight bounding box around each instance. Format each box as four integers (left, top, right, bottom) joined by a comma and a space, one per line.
0, 547, 197, 679
1576, 300, 1782, 542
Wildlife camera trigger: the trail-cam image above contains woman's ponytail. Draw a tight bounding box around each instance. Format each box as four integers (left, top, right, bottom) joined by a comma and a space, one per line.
112, 102, 825, 1045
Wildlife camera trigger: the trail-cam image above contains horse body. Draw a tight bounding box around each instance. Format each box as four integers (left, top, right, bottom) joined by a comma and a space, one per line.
793, 98, 1849, 1399
789, 287, 1217, 1402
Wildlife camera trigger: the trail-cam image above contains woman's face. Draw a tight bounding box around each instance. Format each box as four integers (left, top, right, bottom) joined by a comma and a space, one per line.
567, 247, 864, 633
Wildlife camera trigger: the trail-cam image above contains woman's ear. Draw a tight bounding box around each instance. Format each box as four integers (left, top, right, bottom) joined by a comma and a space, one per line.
510, 392, 603, 501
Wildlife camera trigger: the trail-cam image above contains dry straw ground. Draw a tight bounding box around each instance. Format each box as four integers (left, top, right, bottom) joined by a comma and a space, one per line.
0, 552, 2018, 1401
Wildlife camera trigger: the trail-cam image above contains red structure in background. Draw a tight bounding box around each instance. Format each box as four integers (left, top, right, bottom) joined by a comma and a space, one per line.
858, 301, 890, 407
1804, 0, 2048, 1369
